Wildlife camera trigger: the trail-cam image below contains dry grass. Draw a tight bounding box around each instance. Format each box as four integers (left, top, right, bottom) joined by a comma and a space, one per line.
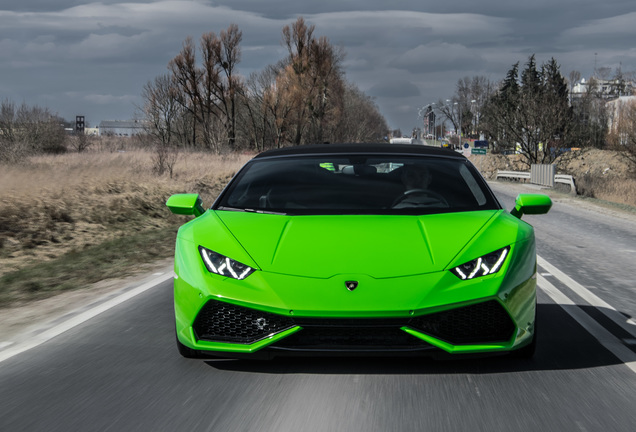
0, 148, 251, 304
575, 175, 636, 207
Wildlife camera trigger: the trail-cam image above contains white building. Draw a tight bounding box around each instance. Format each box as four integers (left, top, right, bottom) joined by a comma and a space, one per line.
606, 96, 636, 134
98, 120, 145, 137
571, 77, 634, 100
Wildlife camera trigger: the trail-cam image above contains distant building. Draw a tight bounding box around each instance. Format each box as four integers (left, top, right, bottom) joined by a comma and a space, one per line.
606, 95, 636, 134
571, 77, 635, 100
98, 120, 145, 137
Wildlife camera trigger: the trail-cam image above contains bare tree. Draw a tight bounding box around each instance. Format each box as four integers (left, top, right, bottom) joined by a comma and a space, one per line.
168, 24, 244, 152
0, 99, 67, 162
436, 76, 493, 139
568, 70, 581, 87
68, 133, 95, 153
141, 74, 185, 147
607, 98, 636, 173
571, 77, 609, 148
150, 141, 179, 178
281, 17, 345, 145
140, 74, 184, 176
334, 82, 388, 142
240, 62, 296, 150
238, 70, 269, 151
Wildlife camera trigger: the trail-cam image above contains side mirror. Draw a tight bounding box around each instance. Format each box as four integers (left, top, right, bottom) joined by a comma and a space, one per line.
510, 194, 552, 219
166, 194, 205, 217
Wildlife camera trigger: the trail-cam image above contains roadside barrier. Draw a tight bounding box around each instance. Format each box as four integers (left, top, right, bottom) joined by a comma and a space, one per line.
496, 166, 577, 195
495, 170, 531, 180
554, 174, 577, 195
531, 164, 555, 187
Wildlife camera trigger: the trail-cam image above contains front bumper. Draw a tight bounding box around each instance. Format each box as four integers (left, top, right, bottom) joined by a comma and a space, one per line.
178, 296, 532, 358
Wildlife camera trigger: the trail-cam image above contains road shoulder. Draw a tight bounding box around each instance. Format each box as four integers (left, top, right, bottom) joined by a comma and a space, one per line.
0, 258, 173, 357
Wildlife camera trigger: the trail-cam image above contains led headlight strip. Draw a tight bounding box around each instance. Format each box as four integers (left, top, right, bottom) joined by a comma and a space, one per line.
451, 246, 510, 280
199, 246, 255, 280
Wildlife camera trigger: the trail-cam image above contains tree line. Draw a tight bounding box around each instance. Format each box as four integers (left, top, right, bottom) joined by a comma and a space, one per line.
141, 17, 389, 154
434, 55, 636, 168
0, 99, 102, 162
4, 29, 635, 173
0, 100, 68, 162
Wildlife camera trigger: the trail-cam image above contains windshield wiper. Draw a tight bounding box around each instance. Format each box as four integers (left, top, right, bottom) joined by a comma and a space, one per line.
218, 206, 287, 216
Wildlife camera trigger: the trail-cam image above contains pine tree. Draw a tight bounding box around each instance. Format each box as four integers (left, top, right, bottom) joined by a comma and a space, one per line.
482, 55, 574, 165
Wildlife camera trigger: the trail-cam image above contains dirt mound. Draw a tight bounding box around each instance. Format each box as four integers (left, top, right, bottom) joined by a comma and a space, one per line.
470, 148, 636, 207
470, 148, 631, 180
556, 148, 631, 179
470, 153, 526, 180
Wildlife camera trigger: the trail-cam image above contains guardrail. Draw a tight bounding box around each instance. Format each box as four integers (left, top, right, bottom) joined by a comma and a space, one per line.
554, 174, 577, 195
496, 169, 576, 195
495, 170, 531, 180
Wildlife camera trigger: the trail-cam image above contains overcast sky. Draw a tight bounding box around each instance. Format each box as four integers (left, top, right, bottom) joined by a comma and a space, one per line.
2, 1, 635, 133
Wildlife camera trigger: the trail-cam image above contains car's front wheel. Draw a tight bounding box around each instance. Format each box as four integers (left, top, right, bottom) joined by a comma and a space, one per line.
176, 334, 202, 359
510, 318, 537, 359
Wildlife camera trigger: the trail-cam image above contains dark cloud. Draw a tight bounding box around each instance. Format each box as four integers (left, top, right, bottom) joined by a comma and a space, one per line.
1, 1, 635, 132
392, 43, 486, 74
367, 81, 421, 99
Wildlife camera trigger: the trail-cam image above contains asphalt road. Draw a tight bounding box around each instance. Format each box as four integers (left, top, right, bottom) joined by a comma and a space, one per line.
1, 182, 636, 432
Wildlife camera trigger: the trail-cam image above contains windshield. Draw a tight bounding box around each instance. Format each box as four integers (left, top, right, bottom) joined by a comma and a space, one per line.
215, 155, 500, 215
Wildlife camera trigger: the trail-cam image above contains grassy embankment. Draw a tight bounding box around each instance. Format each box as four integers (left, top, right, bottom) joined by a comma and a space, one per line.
0, 147, 250, 306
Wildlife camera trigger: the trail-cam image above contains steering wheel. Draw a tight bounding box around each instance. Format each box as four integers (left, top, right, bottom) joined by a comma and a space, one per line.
392, 189, 449, 208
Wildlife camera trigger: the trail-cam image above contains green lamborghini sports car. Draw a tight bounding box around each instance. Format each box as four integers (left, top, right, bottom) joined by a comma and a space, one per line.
166, 144, 551, 359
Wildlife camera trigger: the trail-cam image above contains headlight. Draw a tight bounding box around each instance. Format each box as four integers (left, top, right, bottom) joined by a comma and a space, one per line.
450, 246, 510, 280
199, 246, 255, 280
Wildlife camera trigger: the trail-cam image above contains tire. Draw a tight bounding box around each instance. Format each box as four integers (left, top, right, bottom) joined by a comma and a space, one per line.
176, 334, 202, 359
510, 317, 537, 359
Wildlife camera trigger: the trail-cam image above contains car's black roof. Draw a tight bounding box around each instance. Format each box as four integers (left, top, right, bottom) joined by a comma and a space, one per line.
253, 143, 466, 160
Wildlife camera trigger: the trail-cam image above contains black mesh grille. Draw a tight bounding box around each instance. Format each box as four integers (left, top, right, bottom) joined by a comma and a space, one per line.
273, 318, 427, 350
192, 299, 515, 347
408, 300, 515, 344
193, 301, 295, 343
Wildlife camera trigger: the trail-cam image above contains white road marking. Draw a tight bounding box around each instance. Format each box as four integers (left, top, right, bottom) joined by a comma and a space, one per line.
538, 255, 636, 338
0, 342, 13, 350
0, 271, 174, 364
538, 273, 636, 374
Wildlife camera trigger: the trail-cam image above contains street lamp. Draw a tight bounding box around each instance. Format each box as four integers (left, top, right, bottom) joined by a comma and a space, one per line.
445, 99, 451, 140
417, 106, 428, 142
431, 103, 436, 146
454, 102, 461, 148
471, 99, 477, 137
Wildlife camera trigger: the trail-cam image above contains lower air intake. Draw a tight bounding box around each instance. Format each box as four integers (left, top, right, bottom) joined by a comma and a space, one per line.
192, 299, 515, 347
408, 300, 515, 344
193, 301, 295, 344
272, 317, 430, 350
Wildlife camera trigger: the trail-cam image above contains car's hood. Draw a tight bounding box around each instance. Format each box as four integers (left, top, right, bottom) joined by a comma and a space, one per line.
214, 210, 502, 278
